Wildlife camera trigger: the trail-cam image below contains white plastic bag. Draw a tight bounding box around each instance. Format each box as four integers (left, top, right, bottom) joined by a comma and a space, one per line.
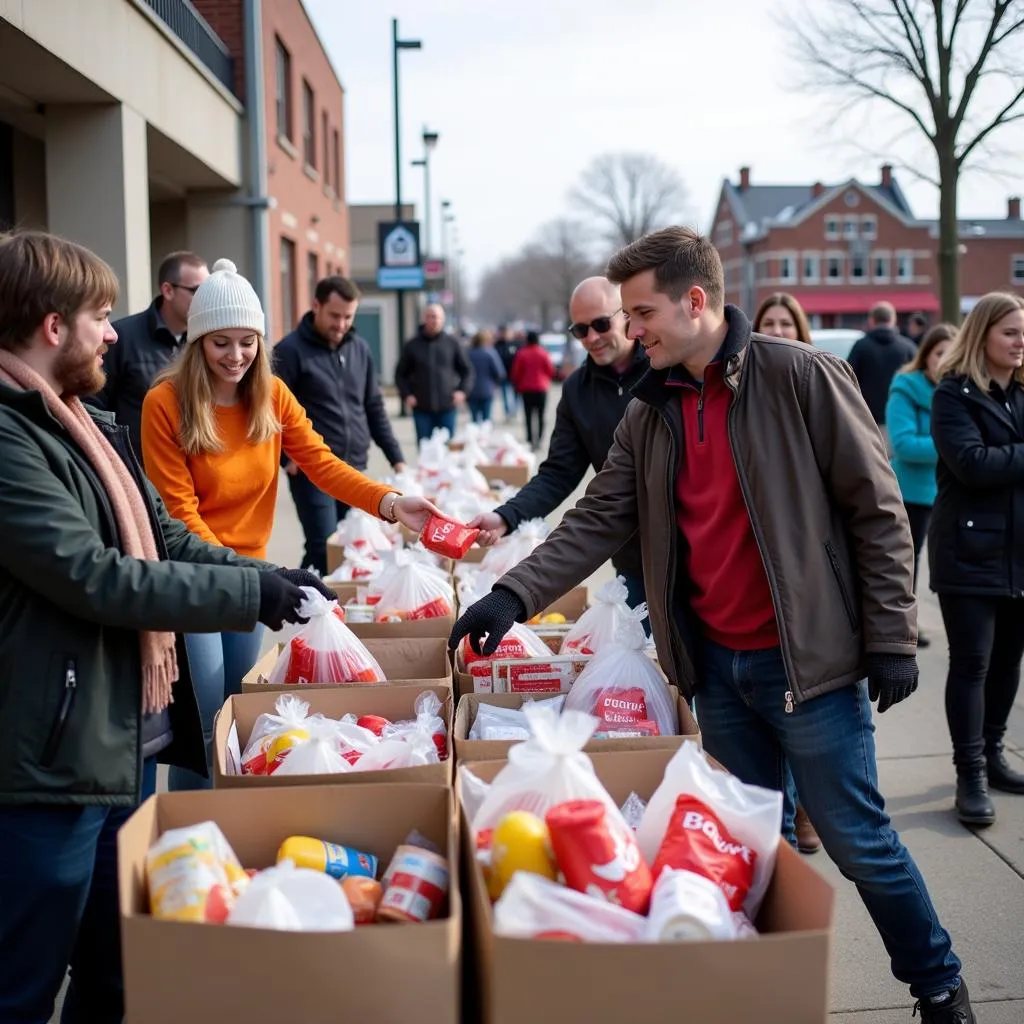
563, 616, 677, 736
323, 546, 382, 584
560, 576, 641, 655
457, 765, 491, 822
240, 694, 316, 776
328, 508, 394, 553
228, 860, 354, 931
468, 695, 566, 740
274, 719, 353, 776
370, 551, 455, 621
480, 518, 549, 577
636, 741, 782, 918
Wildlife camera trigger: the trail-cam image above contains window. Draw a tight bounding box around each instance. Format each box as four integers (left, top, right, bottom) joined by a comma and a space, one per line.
322, 111, 330, 187
896, 251, 913, 282
280, 237, 296, 331
826, 254, 844, 282
1012, 255, 1024, 283
802, 253, 820, 283
873, 253, 890, 282
850, 253, 867, 281
825, 216, 840, 240
332, 129, 341, 195
843, 215, 859, 240
275, 37, 292, 141
861, 215, 877, 240
778, 253, 797, 284
307, 251, 319, 302
716, 219, 733, 248
302, 80, 316, 168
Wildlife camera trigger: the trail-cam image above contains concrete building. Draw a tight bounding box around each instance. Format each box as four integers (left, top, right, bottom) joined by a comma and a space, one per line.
710, 164, 1024, 328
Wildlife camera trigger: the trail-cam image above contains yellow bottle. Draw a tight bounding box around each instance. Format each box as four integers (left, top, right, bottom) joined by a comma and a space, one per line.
276, 836, 379, 880
488, 811, 558, 901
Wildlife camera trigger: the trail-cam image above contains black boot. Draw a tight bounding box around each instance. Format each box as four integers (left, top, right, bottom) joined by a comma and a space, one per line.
954, 767, 995, 827
986, 743, 1024, 794
913, 977, 976, 1023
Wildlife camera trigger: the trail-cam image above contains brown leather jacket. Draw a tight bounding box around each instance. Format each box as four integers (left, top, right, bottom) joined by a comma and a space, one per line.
499, 306, 917, 707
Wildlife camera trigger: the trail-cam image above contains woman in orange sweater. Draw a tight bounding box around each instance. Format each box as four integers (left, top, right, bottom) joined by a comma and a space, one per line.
142, 258, 437, 790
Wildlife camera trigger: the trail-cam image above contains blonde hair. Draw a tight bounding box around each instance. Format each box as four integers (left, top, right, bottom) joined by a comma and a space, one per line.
155, 333, 281, 455
938, 292, 1024, 391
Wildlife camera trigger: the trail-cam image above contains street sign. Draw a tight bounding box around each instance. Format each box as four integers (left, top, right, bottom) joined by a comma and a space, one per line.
424, 258, 445, 277
377, 220, 424, 290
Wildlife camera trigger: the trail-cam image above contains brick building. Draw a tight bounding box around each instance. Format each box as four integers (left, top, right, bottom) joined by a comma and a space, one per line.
710, 165, 1024, 328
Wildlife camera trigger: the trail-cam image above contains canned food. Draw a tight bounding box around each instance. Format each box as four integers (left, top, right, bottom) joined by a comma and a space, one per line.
377, 844, 449, 923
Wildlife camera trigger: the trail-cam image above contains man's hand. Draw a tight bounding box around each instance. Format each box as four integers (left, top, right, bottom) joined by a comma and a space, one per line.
468, 512, 509, 547
393, 495, 443, 534
405, 395, 418, 409
277, 567, 336, 602
866, 653, 919, 713
283, 461, 299, 477
453, 390, 466, 407
448, 586, 526, 655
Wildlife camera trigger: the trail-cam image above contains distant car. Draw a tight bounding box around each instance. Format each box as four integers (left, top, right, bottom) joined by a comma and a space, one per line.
539, 332, 585, 378
810, 328, 862, 360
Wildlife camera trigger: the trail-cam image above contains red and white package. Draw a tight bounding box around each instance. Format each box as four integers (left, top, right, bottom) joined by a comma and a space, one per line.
636, 741, 782, 918
239, 694, 315, 776
328, 509, 394, 554
265, 589, 386, 685
419, 512, 480, 559
560, 576, 640, 656
370, 553, 454, 622
324, 546, 382, 584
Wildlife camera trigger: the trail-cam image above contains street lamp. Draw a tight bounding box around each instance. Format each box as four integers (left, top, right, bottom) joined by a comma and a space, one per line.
417, 126, 439, 257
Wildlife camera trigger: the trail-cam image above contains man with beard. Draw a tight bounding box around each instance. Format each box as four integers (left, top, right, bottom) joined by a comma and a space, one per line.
0, 231, 330, 1023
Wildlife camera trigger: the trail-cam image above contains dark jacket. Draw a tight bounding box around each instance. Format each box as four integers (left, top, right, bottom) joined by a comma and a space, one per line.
494, 338, 519, 374
928, 374, 1024, 597
467, 347, 506, 402
274, 313, 403, 470
395, 329, 474, 413
0, 386, 270, 805
847, 326, 917, 424
498, 307, 916, 705
495, 345, 649, 578
89, 298, 185, 460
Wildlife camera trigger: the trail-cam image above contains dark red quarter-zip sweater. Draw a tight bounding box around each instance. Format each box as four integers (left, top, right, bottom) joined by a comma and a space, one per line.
672, 360, 779, 650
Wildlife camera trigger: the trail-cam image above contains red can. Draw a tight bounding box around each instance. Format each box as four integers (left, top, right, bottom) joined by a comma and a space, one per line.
545, 799, 653, 914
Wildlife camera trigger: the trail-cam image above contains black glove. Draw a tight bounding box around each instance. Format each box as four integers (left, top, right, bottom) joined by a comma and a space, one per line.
276, 567, 336, 603
257, 571, 308, 631
866, 653, 919, 713
448, 586, 526, 655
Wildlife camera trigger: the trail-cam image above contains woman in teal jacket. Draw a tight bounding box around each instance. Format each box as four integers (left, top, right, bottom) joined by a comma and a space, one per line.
885, 322, 956, 645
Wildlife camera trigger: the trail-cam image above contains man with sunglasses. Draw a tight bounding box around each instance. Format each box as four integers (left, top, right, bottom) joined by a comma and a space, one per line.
89, 251, 208, 459
469, 276, 649, 608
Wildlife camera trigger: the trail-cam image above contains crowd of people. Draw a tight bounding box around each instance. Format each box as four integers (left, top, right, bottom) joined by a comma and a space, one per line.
0, 220, 1021, 1022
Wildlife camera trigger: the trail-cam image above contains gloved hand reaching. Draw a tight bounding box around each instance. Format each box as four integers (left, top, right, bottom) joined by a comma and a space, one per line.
866, 653, 919, 713
448, 586, 527, 655
276, 567, 336, 603
257, 572, 309, 632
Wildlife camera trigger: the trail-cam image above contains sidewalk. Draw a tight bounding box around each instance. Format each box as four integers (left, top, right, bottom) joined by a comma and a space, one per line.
268, 390, 1024, 1022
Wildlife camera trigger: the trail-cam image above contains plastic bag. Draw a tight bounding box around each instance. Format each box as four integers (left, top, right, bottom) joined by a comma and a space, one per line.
371, 552, 454, 622
493, 872, 646, 943
240, 694, 315, 775
480, 518, 549, 577
329, 508, 394, 553
469, 695, 566, 740
323, 546, 382, 584
228, 860, 354, 932
357, 723, 439, 772
419, 512, 480, 559
561, 576, 641, 655
265, 589, 386, 685
563, 616, 677, 736
274, 718, 354, 776
636, 741, 782, 918
392, 690, 449, 760
457, 765, 491, 822
620, 791, 647, 831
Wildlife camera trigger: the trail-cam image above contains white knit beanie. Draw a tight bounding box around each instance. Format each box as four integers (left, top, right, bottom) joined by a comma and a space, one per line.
186, 257, 266, 343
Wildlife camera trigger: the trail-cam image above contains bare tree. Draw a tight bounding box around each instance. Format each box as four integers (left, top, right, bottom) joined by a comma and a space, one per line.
570, 153, 689, 249
786, 0, 1024, 322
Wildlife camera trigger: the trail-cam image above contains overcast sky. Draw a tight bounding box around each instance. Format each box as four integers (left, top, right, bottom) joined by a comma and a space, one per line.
304, 0, 1024, 290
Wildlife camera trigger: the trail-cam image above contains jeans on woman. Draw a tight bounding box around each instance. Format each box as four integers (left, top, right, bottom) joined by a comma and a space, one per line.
467, 397, 493, 423
169, 627, 265, 791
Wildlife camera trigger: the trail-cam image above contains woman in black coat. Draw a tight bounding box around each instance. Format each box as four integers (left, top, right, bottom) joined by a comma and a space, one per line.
930, 292, 1024, 828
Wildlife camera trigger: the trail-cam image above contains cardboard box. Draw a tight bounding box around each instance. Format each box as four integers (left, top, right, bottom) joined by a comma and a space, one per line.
213, 684, 453, 788
477, 463, 531, 488
347, 615, 455, 641
241, 636, 452, 692
461, 748, 834, 1024
119, 784, 460, 1024
452, 690, 698, 762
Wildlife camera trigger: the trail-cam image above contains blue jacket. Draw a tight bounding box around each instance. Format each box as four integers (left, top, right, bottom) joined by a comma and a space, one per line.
886, 369, 938, 506
467, 346, 506, 401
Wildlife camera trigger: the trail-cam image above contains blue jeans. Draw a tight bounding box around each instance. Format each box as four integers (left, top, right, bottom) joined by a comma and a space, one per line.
500, 381, 518, 418
620, 572, 650, 636
288, 469, 353, 575
412, 408, 457, 444
694, 640, 960, 998
0, 803, 133, 1023
169, 627, 265, 791
467, 397, 493, 423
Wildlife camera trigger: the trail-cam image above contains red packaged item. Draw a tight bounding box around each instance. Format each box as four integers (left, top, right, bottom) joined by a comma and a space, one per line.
545, 799, 653, 914
370, 553, 455, 623
651, 795, 757, 911
419, 513, 480, 559
356, 714, 392, 736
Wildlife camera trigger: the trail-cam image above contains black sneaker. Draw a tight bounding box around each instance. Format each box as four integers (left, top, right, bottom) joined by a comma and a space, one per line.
913, 978, 976, 1023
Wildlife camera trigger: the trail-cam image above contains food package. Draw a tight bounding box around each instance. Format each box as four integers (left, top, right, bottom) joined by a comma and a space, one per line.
419, 512, 480, 559
563, 616, 677, 736
273, 718, 354, 776
147, 821, 248, 923
381, 690, 448, 761
370, 552, 455, 622
265, 589, 386, 685
645, 868, 738, 942
435, 458, 492, 499
277, 836, 379, 879
329, 508, 394, 553
377, 842, 450, 923
480, 518, 549, 577
493, 871, 646, 943
355, 718, 440, 772
342, 877, 384, 924
468, 694, 566, 741
560, 576, 641, 655
637, 741, 782, 918
228, 860, 354, 932
323, 545, 383, 584
488, 810, 558, 900
239, 694, 315, 776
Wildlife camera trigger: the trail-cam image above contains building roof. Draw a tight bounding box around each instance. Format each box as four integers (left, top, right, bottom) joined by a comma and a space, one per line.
946, 218, 1024, 240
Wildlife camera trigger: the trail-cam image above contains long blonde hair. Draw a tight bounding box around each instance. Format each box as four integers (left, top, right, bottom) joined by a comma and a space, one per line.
938, 292, 1024, 391
155, 334, 281, 455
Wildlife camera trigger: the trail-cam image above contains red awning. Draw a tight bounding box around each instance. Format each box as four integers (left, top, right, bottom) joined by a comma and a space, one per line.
790, 291, 939, 315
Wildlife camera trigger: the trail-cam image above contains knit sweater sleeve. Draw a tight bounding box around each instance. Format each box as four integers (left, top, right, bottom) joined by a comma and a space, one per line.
140, 382, 223, 547
275, 379, 393, 518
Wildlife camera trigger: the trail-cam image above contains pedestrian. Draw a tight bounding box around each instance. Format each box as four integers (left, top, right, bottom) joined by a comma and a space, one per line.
0, 231, 328, 1023
451, 226, 976, 1024
908, 312, 929, 347
141, 259, 441, 790
847, 301, 918, 443
928, 292, 1024, 829
753, 291, 812, 343
466, 328, 506, 423
274, 275, 407, 575
510, 330, 556, 450
886, 323, 957, 650
470, 277, 649, 609
88, 251, 208, 459
493, 325, 520, 419
395, 303, 473, 444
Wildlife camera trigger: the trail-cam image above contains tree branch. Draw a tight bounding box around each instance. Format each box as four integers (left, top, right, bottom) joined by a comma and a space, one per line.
952, 0, 1013, 126
957, 82, 1024, 164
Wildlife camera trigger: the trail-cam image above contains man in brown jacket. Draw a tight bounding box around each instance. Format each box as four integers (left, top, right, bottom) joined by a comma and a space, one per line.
450, 228, 974, 1023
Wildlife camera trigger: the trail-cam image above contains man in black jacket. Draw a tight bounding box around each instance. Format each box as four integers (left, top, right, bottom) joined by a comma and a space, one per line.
275, 276, 407, 575
395, 304, 473, 443
89, 251, 208, 458
847, 301, 917, 432
469, 277, 648, 607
